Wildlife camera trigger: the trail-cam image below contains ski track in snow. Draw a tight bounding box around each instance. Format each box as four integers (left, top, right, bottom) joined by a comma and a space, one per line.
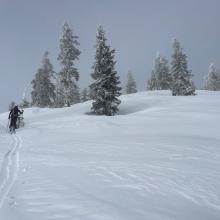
0, 122, 23, 209
0, 91, 220, 220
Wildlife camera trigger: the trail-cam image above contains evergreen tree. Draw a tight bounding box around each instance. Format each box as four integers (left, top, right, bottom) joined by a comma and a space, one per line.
31, 52, 56, 107
8, 101, 16, 111
90, 26, 121, 116
125, 71, 137, 94
157, 55, 171, 89
57, 22, 81, 106
21, 98, 30, 108
70, 85, 80, 104
147, 54, 171, 90
55, 83, 80, 107
204, 63, 220, 90
170, 39, 195, 96
147, 70, 157, 90
88, 86, 94, 100
81, 88, 89, 102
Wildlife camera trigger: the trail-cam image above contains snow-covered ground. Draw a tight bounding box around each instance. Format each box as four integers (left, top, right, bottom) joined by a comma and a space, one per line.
0, 90, 220, 220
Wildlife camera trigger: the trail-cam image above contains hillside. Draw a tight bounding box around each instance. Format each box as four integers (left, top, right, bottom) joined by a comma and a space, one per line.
0, 90, 220, 220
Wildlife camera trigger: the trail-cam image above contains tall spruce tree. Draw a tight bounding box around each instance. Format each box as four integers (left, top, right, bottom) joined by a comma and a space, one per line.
31, 52, 56, 107
125, 71, 137, 94
90, 26, 121, 116
204, 63, 220, 90
170, 39, 195, 96
147, 54, 171, 90
57, 22, 81, 106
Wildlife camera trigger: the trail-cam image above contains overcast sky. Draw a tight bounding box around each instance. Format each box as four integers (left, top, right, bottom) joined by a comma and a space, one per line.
0, 0, 220, 112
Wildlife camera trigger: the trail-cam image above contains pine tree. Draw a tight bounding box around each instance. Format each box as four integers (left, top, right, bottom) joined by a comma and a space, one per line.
147, 70, 157, 90
81, 88, 89, 102
57, 22, 81, 106
147, 54, 171, 90
157, 55, 171, 89
204, 63, 220, 91
9, 101, 16, 111
70, 85, 80, 104
21, 98, 30, 108
90, 26, 121, 116
125, 71, 137, 94
54, 75, 66, 107
88, 86, 94, 100
170, 39, 195, 96
31, 52, 56, 107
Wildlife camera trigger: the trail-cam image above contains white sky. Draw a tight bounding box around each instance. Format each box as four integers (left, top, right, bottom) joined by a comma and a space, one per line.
0, 0, 220, 112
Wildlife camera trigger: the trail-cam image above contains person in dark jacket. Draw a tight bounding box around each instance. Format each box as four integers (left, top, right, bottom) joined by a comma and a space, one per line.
8, 105, 23, 132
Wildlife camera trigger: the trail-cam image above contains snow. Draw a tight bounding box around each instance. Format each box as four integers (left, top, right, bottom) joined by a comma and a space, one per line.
0, 90, 220, 220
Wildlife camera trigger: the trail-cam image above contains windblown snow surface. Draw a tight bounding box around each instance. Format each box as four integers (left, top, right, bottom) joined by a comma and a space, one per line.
0, 90, 220, 220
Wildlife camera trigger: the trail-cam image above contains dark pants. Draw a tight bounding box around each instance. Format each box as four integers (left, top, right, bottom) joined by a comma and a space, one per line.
10, 116, 18, 130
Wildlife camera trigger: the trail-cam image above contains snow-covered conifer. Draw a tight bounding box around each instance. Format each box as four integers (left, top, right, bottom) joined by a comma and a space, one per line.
31, 52, 56, 107
90, 26, 121, 116
81, 88, 89, 102
170, 39, 195, 96
70, 85, 80, 104
57, 22, 81, 106
54, 76, 65, 107
147, 70, 157, 90
204, 64, 220, 90
21, 98, 30, 108
147, 54, 171, 90
125, 71, 137, 94
88, 86, 94, 100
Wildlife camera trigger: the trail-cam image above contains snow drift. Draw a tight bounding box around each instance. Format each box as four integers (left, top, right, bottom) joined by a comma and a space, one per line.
0, 90, 220, 220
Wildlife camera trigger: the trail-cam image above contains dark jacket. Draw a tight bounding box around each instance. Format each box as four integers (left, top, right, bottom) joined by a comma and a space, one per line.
9, 106, 22, 119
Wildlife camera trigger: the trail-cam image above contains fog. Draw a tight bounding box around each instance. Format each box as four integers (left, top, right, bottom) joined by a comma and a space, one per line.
0, 0, 220, 112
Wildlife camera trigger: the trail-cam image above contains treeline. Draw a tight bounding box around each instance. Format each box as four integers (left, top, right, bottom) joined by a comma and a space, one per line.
19, 23, 220, 116
147, 40, 220, 93
148, 39, 196, 95
28, 24, 122, 115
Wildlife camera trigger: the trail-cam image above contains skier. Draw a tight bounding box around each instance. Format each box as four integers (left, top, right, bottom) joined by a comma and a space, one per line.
8, 105, 23, 133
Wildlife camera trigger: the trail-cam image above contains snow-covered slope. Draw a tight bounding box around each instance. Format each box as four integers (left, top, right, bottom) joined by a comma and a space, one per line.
0, 90, 220, 220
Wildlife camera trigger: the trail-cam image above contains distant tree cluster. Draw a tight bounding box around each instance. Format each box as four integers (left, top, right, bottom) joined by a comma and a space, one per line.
20, 98, 30, 109
125, 71, 137, 94
31, 23, 81, 108
147, 54, 171, 91
31, 52, 56, 107
30, 24, 122, 115
29, 23, 219, 116
147, 39, 195, 96
204, 64, 220, 91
